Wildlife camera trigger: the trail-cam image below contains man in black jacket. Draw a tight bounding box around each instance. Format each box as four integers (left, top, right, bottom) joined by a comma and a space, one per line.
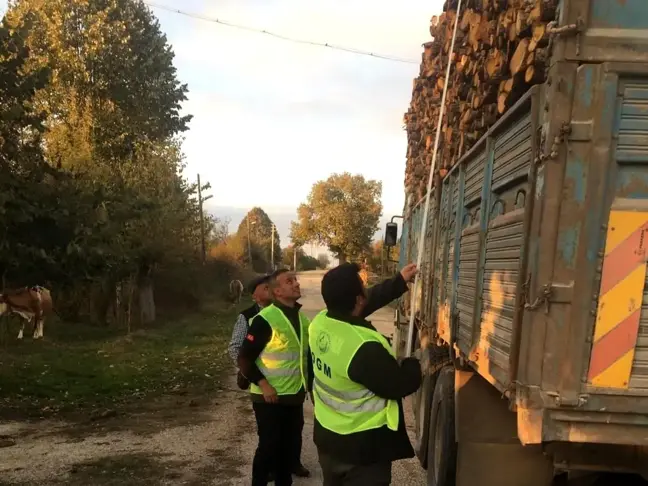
238, 269, 311, 484
228, 275, 272, 369
313, 262, 421, 485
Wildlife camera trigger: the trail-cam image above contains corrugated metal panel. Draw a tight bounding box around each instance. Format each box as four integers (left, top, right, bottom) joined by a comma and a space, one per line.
409, 204, 423, 264
481, 215, 525, 374
435, 180, 451, 315
457, 228, 479, 351
620, 80, 648, 390
452, 174, 460, 214
464, 150, 487, 205
445, 174, 460, 304
398, 217, 409, 271
615, 83, 648, 164
631, 288, 648, 388
445, 220, 455, 303
422, 205, 438, 324
492, 113, 532, 190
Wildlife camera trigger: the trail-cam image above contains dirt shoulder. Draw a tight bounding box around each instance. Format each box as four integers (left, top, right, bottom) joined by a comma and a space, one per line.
0, 374, 256, 486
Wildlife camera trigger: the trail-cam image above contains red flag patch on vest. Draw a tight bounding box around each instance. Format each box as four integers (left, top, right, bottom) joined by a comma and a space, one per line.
245, 334, 254, 342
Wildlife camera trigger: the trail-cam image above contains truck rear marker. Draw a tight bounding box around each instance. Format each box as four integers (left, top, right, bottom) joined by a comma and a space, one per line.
587, 209, 648, 389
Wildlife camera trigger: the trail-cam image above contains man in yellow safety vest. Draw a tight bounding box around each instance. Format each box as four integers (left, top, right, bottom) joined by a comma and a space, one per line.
309, 262, 421, 485
238, 268, 310, 486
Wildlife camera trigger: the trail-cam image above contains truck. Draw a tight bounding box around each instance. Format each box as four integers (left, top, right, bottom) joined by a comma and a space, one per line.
385, 1, 648, 485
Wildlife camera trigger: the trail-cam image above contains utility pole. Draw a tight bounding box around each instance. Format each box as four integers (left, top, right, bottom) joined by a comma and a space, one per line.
197, 174, 212, 264
270, 224, 275, 271
247, 215, 252, 267
381, 233, 385, 278
293, 245, 297, 272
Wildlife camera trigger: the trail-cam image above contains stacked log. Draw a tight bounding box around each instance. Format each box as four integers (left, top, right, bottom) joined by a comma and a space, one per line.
404, 0, 557, 206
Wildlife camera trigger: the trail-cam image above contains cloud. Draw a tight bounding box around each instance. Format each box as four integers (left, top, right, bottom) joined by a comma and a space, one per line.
151, 0, 445, 213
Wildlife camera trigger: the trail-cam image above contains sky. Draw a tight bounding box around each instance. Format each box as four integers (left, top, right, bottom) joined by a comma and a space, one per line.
1, 0, 445, 244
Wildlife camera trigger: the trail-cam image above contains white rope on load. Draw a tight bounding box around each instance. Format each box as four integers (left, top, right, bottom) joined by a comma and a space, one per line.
406, 0, 464, 358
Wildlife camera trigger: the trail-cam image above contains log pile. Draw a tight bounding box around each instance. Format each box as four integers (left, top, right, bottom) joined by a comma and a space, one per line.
404, 0, 558, 205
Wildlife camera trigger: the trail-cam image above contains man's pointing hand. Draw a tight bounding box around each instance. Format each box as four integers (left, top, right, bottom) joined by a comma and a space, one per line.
400, 263, 418, 283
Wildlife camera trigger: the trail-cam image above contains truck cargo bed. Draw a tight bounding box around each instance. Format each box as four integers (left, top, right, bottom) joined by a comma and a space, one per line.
400, 56, 648, 449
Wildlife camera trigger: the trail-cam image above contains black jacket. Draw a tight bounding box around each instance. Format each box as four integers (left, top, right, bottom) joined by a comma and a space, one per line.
235, 304, 261, 390
241, 304, 261, 324
238, 301, 308, 405
313, 275, 422, 465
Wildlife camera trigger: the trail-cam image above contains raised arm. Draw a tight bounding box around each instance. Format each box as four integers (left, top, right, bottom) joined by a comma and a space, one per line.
347, 342, 422, 400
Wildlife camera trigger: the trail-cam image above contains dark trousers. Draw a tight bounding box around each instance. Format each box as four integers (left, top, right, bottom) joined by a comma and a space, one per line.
318, 450, 391, 486
252, 402, 303, 486
292, 404, 304, 468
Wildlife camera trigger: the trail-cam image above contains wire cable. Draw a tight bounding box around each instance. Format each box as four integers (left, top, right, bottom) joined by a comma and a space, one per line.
143, 1, 419, 65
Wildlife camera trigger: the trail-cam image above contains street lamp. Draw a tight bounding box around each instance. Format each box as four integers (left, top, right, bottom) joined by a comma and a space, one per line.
247, 215, 256, 267
270, 223, 276, 272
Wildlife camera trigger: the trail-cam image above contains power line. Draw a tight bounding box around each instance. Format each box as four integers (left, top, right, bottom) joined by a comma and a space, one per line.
143, 1, 419, 65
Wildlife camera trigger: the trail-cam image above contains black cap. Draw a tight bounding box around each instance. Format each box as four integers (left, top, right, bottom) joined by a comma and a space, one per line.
321, 263, 363, 312
248, 274, 271, 294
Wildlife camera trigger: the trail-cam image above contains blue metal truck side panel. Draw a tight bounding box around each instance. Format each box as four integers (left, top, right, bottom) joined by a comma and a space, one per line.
401, 0, 648, 448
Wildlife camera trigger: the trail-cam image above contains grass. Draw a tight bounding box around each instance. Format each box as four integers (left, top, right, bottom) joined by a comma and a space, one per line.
0, 300, 241, 418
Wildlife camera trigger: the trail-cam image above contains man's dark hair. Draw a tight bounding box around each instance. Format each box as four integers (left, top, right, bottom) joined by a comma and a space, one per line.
269, 268, 290, 289
321, 263, 364, 313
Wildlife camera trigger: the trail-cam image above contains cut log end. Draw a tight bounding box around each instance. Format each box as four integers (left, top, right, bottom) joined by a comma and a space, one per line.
404, 0, 556, 207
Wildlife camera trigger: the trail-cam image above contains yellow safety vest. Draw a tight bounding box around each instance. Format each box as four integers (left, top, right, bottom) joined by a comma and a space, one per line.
249, 304, 310, 396
309, 310, 399, 434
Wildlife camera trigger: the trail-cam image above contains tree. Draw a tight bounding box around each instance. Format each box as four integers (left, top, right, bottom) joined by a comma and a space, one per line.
237, 207, 282, 271
0, 0, 206, 325
290, 173, 382, 263
317, 253, 331, 269
5, 0, 191, 163
366, 240, 400, 276
210, 217, 230, 246
282, 246, 318, 271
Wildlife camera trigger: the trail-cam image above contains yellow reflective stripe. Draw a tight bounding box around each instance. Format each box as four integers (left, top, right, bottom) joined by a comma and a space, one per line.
314, 387, 387, 413
258, 365, 301, 377
314, 377, 375, 401
261, 351, 300, 361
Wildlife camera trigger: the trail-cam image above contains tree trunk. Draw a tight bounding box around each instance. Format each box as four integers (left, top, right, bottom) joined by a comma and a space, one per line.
138, 266, 155, 324
91, 277, 117, 326
139, 279, 155, 324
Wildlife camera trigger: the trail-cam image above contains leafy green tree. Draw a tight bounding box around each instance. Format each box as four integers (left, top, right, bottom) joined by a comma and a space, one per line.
317, 253, 331, 269
281, 246, 318, 272
1, 0, 206, 325
236, 207, 282, 271
365, 240, 400, 276
290, 173, 383, 263
0, 15, 53, 284
5, 0, 191, 163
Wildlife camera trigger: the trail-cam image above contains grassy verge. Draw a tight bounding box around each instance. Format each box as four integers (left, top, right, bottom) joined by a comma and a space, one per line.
0, 301, 241, 418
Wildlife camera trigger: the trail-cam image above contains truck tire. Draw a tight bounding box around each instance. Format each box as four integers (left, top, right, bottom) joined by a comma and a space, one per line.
414, 370, 433, 466
414, 345, 451, 468
426, 365, 457, 486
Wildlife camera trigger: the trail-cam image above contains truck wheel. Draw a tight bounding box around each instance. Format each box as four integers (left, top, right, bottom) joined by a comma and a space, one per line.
426, 365, 457, 486
413, 370, 433, 467
414, 345, 451, 468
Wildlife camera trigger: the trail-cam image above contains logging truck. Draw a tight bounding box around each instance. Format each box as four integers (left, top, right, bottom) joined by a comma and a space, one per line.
386, 1, 648, 484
